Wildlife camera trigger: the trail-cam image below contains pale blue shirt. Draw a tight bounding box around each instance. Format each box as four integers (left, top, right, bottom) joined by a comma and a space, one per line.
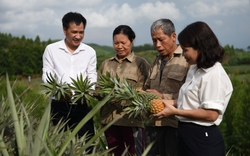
177, 62, 233, 126
42, 40, 97, 87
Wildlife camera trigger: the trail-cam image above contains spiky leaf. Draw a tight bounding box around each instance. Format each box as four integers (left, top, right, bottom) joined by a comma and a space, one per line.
41, 73, 72, 101
69, 74, 96, 106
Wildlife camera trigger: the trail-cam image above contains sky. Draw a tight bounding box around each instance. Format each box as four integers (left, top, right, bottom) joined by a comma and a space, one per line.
0, 0, 250, 49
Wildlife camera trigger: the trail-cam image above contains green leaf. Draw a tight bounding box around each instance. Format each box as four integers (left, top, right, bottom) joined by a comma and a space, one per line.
6, 73, 24, 155
57, 89, 114, 156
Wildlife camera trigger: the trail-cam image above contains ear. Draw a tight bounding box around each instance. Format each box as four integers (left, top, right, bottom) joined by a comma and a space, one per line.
63, 27, 67, 36
171, 32, 176, 42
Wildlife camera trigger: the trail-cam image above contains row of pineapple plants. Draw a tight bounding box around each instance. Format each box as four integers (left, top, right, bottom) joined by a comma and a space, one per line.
0, 74, 119, 156
1, 73, 156, 155
41, 72, 165, 118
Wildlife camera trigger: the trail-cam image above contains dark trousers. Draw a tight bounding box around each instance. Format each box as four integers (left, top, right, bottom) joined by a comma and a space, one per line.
104, 125, 145, 156
145, 126, 178, 156
178, 122, 225, 156
50, 100, 94, 137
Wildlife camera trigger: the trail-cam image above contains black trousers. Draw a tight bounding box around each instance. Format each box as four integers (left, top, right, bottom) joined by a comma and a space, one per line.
178, 122, 225, 156
50, 100, 94, 137
145, 126, 178, 156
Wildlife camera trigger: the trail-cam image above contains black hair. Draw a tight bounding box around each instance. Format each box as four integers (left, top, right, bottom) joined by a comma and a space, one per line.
113, 25, 136, 42
62, 12, 87, 30
178, 21, 224, 69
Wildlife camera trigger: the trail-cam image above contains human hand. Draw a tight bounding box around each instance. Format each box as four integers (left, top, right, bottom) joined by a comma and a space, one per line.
153, 100, 177, 118
146, 89, 162, 98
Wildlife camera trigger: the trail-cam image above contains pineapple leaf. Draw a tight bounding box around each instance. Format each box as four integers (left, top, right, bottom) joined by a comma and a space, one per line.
69, 74, 96, 106
41, 72, 71, 101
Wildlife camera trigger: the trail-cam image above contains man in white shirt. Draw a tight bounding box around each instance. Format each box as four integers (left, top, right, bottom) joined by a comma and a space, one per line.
42, 12, 97, 145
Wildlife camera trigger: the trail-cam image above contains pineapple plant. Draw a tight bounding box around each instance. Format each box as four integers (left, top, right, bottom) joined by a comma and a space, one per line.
41, 72, 72, 102
96, 72, 164, 118
96, 72, 120, 95
96, 72, 121, 102
69, 73, 96, 106
41, 73, 97, 105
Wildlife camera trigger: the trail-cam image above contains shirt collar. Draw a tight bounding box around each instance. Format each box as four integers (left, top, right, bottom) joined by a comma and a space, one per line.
58, 39, 85, 54
174, 45, 183, 55
158, 45, 183, 60
202, 62, 220, 73
192, 62, 220, 73
109, 51, 134, 63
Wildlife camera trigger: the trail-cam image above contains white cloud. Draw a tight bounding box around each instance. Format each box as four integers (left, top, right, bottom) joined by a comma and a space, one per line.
138, 1, 183, 21
0, 8, 58, 31
0, 0, 103, 10
223, 0, 250, 14
86, 1, 183, 28
184, 2, 220, 18
184, 0, 250, 18
0, 0, 249, 48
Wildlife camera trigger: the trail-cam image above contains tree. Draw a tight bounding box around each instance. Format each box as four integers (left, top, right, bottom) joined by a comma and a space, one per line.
35, 35, 41, 44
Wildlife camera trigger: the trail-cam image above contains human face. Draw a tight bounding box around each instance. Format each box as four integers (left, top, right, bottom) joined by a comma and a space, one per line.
151, 28, 177, 59
63, 22, 84, 52
113, 33, 133, 60
181, 46, 199, 65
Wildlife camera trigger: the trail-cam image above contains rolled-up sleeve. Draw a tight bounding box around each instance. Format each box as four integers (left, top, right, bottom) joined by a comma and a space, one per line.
199, 67, 231, 114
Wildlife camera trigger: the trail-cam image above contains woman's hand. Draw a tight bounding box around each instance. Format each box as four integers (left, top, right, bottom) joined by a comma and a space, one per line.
154, 100, 220, 121
153, 100, 177, 119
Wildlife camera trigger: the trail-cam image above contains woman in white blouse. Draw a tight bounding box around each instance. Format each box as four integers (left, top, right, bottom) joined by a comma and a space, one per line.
154, 21, 233, 156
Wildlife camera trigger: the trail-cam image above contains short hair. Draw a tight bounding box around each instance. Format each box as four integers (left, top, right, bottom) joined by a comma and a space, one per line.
151, 18, 175, 36
113, 25, 136, 43
178, 21, 224, 69
62, 12, 87, 30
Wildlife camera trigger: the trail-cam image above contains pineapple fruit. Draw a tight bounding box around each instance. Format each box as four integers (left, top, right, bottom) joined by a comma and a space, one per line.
124, 90, 163, 118
149, 99, 165, 114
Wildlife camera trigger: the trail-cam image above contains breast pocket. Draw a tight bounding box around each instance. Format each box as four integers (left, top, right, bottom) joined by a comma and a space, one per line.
166, 72, 186, 93
123, 74, 138, 87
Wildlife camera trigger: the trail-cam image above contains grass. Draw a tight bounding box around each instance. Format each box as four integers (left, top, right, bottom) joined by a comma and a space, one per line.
224, 65, 250, 81
224, 65, 250, 73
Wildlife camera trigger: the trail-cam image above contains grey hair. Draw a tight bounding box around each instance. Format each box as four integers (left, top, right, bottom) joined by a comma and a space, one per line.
150, 18, 175, 36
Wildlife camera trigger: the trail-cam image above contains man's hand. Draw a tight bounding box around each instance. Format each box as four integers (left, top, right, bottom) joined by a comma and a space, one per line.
146, 89, 163, 98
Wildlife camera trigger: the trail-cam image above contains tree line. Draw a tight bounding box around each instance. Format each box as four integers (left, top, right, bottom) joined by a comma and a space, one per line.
0, 32, 250, 78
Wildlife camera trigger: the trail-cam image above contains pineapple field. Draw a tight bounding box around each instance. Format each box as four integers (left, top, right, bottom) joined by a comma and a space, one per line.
1, 70, 250, 155
0, 72, 159, 156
